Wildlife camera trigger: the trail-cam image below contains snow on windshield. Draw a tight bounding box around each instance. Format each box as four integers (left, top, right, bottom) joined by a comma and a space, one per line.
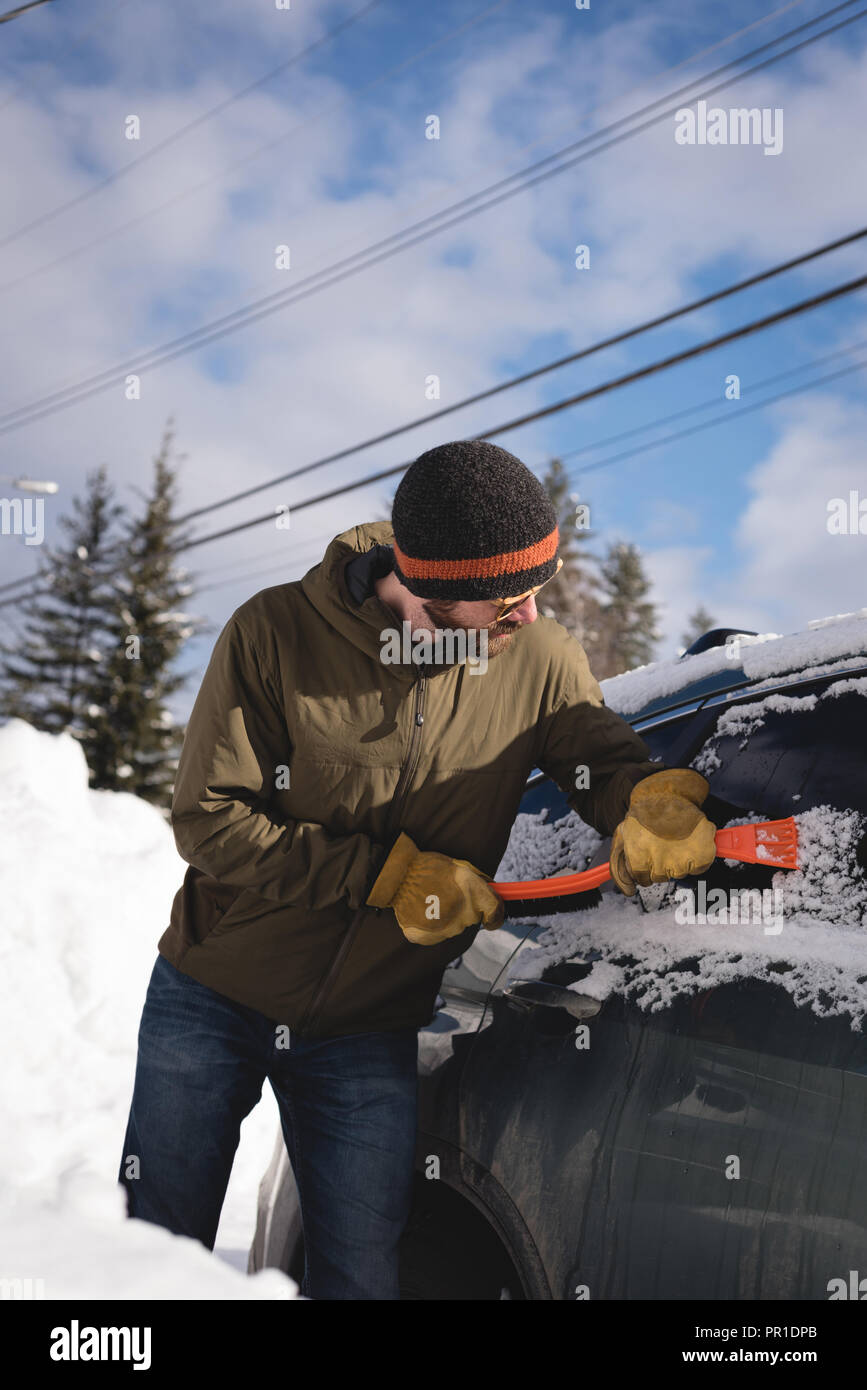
495, 806, 603, 882
691, 678, 867, 777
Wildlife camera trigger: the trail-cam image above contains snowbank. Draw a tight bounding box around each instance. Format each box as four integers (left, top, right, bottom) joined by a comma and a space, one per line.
0, 1174, 292, 1300
0, 719, 294, 1299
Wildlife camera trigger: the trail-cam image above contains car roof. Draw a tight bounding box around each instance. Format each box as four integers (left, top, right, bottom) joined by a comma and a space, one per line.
599, 611, 867, 725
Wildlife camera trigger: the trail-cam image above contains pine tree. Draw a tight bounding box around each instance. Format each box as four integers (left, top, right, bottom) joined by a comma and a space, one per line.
539, 458, 605, 660
595, 540, 660, 677
83, 423, 202, 807
680, 605, 717, 652
0, 467, 123, 737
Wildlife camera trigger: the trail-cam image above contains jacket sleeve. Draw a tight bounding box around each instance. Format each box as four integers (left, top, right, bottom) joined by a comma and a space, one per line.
535, 635, 662, 837
170, 613, 383, 910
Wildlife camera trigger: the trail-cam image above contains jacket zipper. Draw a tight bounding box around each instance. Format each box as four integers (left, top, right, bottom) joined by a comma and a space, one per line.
384, 663, 427, 839
298, 663, 428, 1035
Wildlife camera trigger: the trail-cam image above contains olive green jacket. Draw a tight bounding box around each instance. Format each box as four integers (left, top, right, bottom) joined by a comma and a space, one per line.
158, 521, 658, 1036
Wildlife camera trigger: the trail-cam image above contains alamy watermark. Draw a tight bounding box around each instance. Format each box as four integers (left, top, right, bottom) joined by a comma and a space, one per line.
827, 490, 866, 534
380, 620, 488, 674
674, 883, 784, 935
675, 101, 783, 156
0, 496, 44, 545
50, 1321, 151, 1370
0, 1275, 45, 1299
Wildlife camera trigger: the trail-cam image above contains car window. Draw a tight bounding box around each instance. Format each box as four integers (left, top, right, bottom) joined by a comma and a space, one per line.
693, 683, 867, 820
518, 776, 572, 819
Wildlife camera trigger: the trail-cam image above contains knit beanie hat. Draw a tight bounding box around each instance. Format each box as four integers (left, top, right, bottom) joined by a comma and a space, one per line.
391, 441, 560, 600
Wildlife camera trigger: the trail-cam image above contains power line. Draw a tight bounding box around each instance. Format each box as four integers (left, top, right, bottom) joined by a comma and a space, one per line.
196, 537, 338, 596
7, 338, 867, 612
3, 1, 865, 436
0, 0, 137, 113
0, 0, 512, 300
3, 220, 859, 606
193, 331, 867, 580
4, 282, 866, 611
3, 241, 865, 594
102, 352, 867, 599
0, 0, 801, 304
0, 0, 389, 248
157, 271, 867, 553
0, 0, 55, 25
509, 0, 811, 166
0, 0, 811, 328
6, 325, 863, 604
571, 352, 867, 478
172, 226, 867, 526
13, 3, 831, 451
546, 334, 867, 467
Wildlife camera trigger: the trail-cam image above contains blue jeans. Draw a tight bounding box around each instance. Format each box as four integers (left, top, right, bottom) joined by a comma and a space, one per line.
118, 954, 419, 1300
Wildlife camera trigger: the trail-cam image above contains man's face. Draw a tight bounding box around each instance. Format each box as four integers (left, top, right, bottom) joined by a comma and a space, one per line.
418, 592, 539, 659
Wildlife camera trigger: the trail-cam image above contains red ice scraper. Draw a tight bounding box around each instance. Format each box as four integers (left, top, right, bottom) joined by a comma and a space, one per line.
491, 816, 799, 901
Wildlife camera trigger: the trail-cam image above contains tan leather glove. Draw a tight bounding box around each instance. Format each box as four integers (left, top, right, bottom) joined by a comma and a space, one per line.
366, 831, 505, 945
610, 768, 717, 896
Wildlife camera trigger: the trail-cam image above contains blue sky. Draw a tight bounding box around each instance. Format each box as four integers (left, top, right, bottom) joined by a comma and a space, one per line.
1, 0, 865, 714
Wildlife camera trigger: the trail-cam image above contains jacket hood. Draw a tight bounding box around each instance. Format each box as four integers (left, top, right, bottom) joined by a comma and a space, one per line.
300, 520, 421, 679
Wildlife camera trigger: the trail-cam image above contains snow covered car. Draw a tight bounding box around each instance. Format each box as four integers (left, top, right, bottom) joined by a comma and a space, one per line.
249, 612, 867, 1300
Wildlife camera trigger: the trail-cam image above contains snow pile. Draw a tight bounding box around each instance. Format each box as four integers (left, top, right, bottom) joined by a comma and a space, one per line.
601, 609, 867, 716
0, 1174, 293, 1300
505, 803, 867, 1028
0, 719, 293, 1298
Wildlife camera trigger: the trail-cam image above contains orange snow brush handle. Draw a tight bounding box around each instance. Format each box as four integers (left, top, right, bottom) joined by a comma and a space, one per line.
491, 817, 799, 901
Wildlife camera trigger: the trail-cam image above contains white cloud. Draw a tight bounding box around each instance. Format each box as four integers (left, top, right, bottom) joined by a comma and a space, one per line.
641, 542, 714, 657
0, 1, 865, 703
731, 394, 867, 631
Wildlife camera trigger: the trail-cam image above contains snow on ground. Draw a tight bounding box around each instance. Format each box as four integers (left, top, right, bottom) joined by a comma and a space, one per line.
0, 718, 295, 1299
0, 1175, 292, 1300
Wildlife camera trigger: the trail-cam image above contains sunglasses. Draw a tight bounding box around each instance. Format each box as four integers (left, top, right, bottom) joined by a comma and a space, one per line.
488, 556, 564, 622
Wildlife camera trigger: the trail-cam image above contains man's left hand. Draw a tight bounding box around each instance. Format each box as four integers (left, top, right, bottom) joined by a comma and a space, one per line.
610, 768, 717, 895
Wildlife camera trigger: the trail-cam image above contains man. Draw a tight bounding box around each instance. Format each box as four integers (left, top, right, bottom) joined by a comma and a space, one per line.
118, 440, 716, 1299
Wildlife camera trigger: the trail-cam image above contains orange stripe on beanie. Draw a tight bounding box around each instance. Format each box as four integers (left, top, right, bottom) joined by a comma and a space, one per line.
392, 529, 558, 582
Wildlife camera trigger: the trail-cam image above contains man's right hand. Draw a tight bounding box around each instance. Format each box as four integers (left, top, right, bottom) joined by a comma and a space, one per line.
366, 831, 505, 945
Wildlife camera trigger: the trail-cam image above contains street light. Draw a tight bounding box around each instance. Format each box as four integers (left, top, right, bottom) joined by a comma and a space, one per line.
0, 476, 59, 493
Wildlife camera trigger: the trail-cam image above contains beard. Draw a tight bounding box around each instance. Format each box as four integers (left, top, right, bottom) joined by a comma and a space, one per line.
420, 599, 517, 661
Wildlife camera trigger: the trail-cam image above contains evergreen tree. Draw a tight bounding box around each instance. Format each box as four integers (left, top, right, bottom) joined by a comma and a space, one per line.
83, 423, 202, 807
539, 458, 605, 661
0, 467, 122, 737
595, 540, 660, 677
680, 604, 717, 652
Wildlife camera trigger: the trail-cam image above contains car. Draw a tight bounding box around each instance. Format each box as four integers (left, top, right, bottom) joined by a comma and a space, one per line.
248, 613, 867, 1300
